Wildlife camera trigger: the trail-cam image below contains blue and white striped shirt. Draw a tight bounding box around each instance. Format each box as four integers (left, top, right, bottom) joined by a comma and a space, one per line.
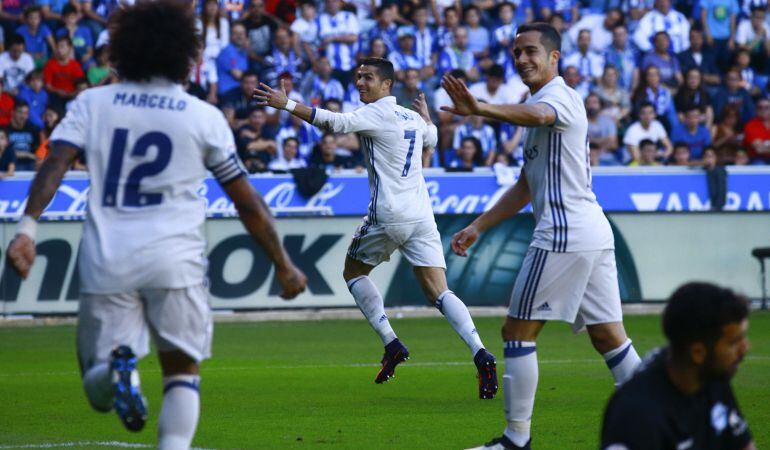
413, 27, 437, 67
388, 50, 424, 71
318, 11, 361, 71
453, 122, 498, 157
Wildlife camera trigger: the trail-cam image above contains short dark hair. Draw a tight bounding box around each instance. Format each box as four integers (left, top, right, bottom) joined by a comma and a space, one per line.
55, 35, 73, 46
516, 23, 562, 53
449, 69, 467, 80
663, 282, 749, 355
108, 0, 199, 84
13, 99, 28, 110
488, 64, 505, 79
673, 141, 689, 149
639, 101, 656, 112
23, 5, 41, 18
360, 57, 395, 85
639, 138, 656, 148
283, 137, 299, 147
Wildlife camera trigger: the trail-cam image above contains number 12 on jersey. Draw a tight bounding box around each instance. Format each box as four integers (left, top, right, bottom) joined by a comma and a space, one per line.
103, 128, 172, 207
401, 130, 416, 177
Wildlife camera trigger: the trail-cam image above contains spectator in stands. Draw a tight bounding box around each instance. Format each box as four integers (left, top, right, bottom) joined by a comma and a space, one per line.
364, 5, 397, 56
700, 0, 738, 69
0, 36, 34, 95
392, 68, 430, 109
438, 26, 478, 81
733, 48, 763, 97
464, 5, 491, 69
604, 23, 638, 90
568, 9, 622, 53
275, 113, 321, 161
198, 0, 229, 68
453, 113, 496, 166
0, 0, 29, 28
43, 35, 83, 109
492, 2, 517, 60
629, 138, 663, 166
4, 99, 37, 171
594, 65, 632, 124
216, 21, 249, 97
633, 65, 675, 130
16, 6, 53, 68
290, 0, 319, 65
33, 104, 59, 166
17, 69, 45, 129
469, 64, 511, 105
310, 132, 351, 172
342, 80, 362, 112
300, 56, 344, 107
712, 104, 743, 154
237, 107, 276, 173
221, 71, 260, 129
670, 106, 712, 159
268, 137, 307, 171
677, 28, 721, 92
434, 68, 469, 163
675, 68, 714, 127
498, 122, 524, 166
436, 7, 460, 50
317, 0, 359, 86
389, 27, 423, 81
0, 129, 14, 177
586, 93, 619, 157
242, 0, 281, 73
262, 26, 302, 86
742, 95, 770, 163
87, 44, 113, 87
562, 29, 604, 92
57, 4, 93, 66
670, 141, 693, 165
548, 13, 572, 54
733, 148, 750, 164
735, 6, 770, 70
449, 136, 484, 169
563, 65, 589, 98
713, 68, 755, 126
633, 0, 690, 53
0, 74, 12, 127
624, 102, 674, 162
410, 5, 436, 73
641, 31, 683, 90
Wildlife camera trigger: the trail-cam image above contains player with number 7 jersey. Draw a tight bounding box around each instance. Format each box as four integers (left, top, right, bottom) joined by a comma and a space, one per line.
254, 57, 499, 398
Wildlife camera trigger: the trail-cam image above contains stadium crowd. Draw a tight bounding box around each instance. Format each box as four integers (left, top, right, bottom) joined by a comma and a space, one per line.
0, 0, 769, 177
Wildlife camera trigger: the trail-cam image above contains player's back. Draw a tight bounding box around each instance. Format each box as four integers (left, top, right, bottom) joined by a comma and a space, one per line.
51, 80, 239, 294
358, 96, 435, 225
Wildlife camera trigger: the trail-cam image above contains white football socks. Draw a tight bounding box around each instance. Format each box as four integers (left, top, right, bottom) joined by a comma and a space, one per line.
603, 338, 642, 387
502, 341, 538, 447
83, 362, 113, 412
158, 375, 200, 450
347, 275, 397, 345
435, 290, 485, 356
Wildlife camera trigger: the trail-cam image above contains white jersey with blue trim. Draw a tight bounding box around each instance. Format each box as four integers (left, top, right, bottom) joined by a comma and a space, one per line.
50, 80, 246, 294
521, 76, 614, 252
311, 95, 438, 225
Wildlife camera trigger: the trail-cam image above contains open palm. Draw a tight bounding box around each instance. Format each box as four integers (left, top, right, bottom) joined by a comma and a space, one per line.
440, 74, 480, 117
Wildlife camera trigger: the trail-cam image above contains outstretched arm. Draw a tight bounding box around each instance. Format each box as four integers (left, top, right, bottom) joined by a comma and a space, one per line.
451, 170, 531, 256
253, 80, 315, 123
6, 143, 79, 279
440, 74, 555, 127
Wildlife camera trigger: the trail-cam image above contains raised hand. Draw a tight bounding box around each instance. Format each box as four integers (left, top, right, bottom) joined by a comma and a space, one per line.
252, 79, 289, 110
450, 224, 480, 257
440, 74, 480, 117
412, 92, 432, 123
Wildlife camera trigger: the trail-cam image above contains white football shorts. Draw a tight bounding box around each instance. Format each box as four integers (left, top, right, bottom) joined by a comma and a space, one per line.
508, 247, 622, 332
346, 218, 447, 269
77, 284, 212, 373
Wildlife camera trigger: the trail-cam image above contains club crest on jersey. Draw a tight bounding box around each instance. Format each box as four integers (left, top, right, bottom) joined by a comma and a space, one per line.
525, 144, 539, 161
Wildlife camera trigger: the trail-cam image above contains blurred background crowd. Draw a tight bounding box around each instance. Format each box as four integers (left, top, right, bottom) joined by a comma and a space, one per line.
0, 0, 769, 177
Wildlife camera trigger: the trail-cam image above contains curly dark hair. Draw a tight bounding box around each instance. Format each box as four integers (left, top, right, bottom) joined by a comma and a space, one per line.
108, 0, 199, 84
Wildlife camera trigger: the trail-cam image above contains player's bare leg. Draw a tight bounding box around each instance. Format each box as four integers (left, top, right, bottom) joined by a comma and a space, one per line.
413, 266, 498, 399
587, 322, 641, 387
157, 350, 201, 450
343, 256, 408, 383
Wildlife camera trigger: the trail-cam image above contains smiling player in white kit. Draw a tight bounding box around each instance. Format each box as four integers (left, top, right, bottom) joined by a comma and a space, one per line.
5, 2, 307, 449
254, 57, 499, 398
441, 24, 643, 449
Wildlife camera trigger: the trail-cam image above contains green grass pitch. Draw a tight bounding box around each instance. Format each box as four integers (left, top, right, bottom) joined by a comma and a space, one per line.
1, 313, 768, 449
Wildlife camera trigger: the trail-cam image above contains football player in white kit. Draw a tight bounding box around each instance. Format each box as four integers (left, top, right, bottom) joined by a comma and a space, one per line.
442, 24, 643, 449
5, 2, 307, 449
253, 57, 499, 399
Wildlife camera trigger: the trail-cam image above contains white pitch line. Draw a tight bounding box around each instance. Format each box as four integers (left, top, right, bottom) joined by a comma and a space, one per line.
1, 356, 768, 378
0, 442, 217, 450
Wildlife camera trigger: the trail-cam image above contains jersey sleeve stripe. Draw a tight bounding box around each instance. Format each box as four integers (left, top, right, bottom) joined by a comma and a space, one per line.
310, 107, 317, 123
50, 139, 85, 154
547, 133, 562, 252
556, 133, 568, 252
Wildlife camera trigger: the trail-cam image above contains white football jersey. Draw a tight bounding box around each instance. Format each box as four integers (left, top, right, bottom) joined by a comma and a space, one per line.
312, 95, 438, 225
521, 76, 614, 252
50, 80, 245, 294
